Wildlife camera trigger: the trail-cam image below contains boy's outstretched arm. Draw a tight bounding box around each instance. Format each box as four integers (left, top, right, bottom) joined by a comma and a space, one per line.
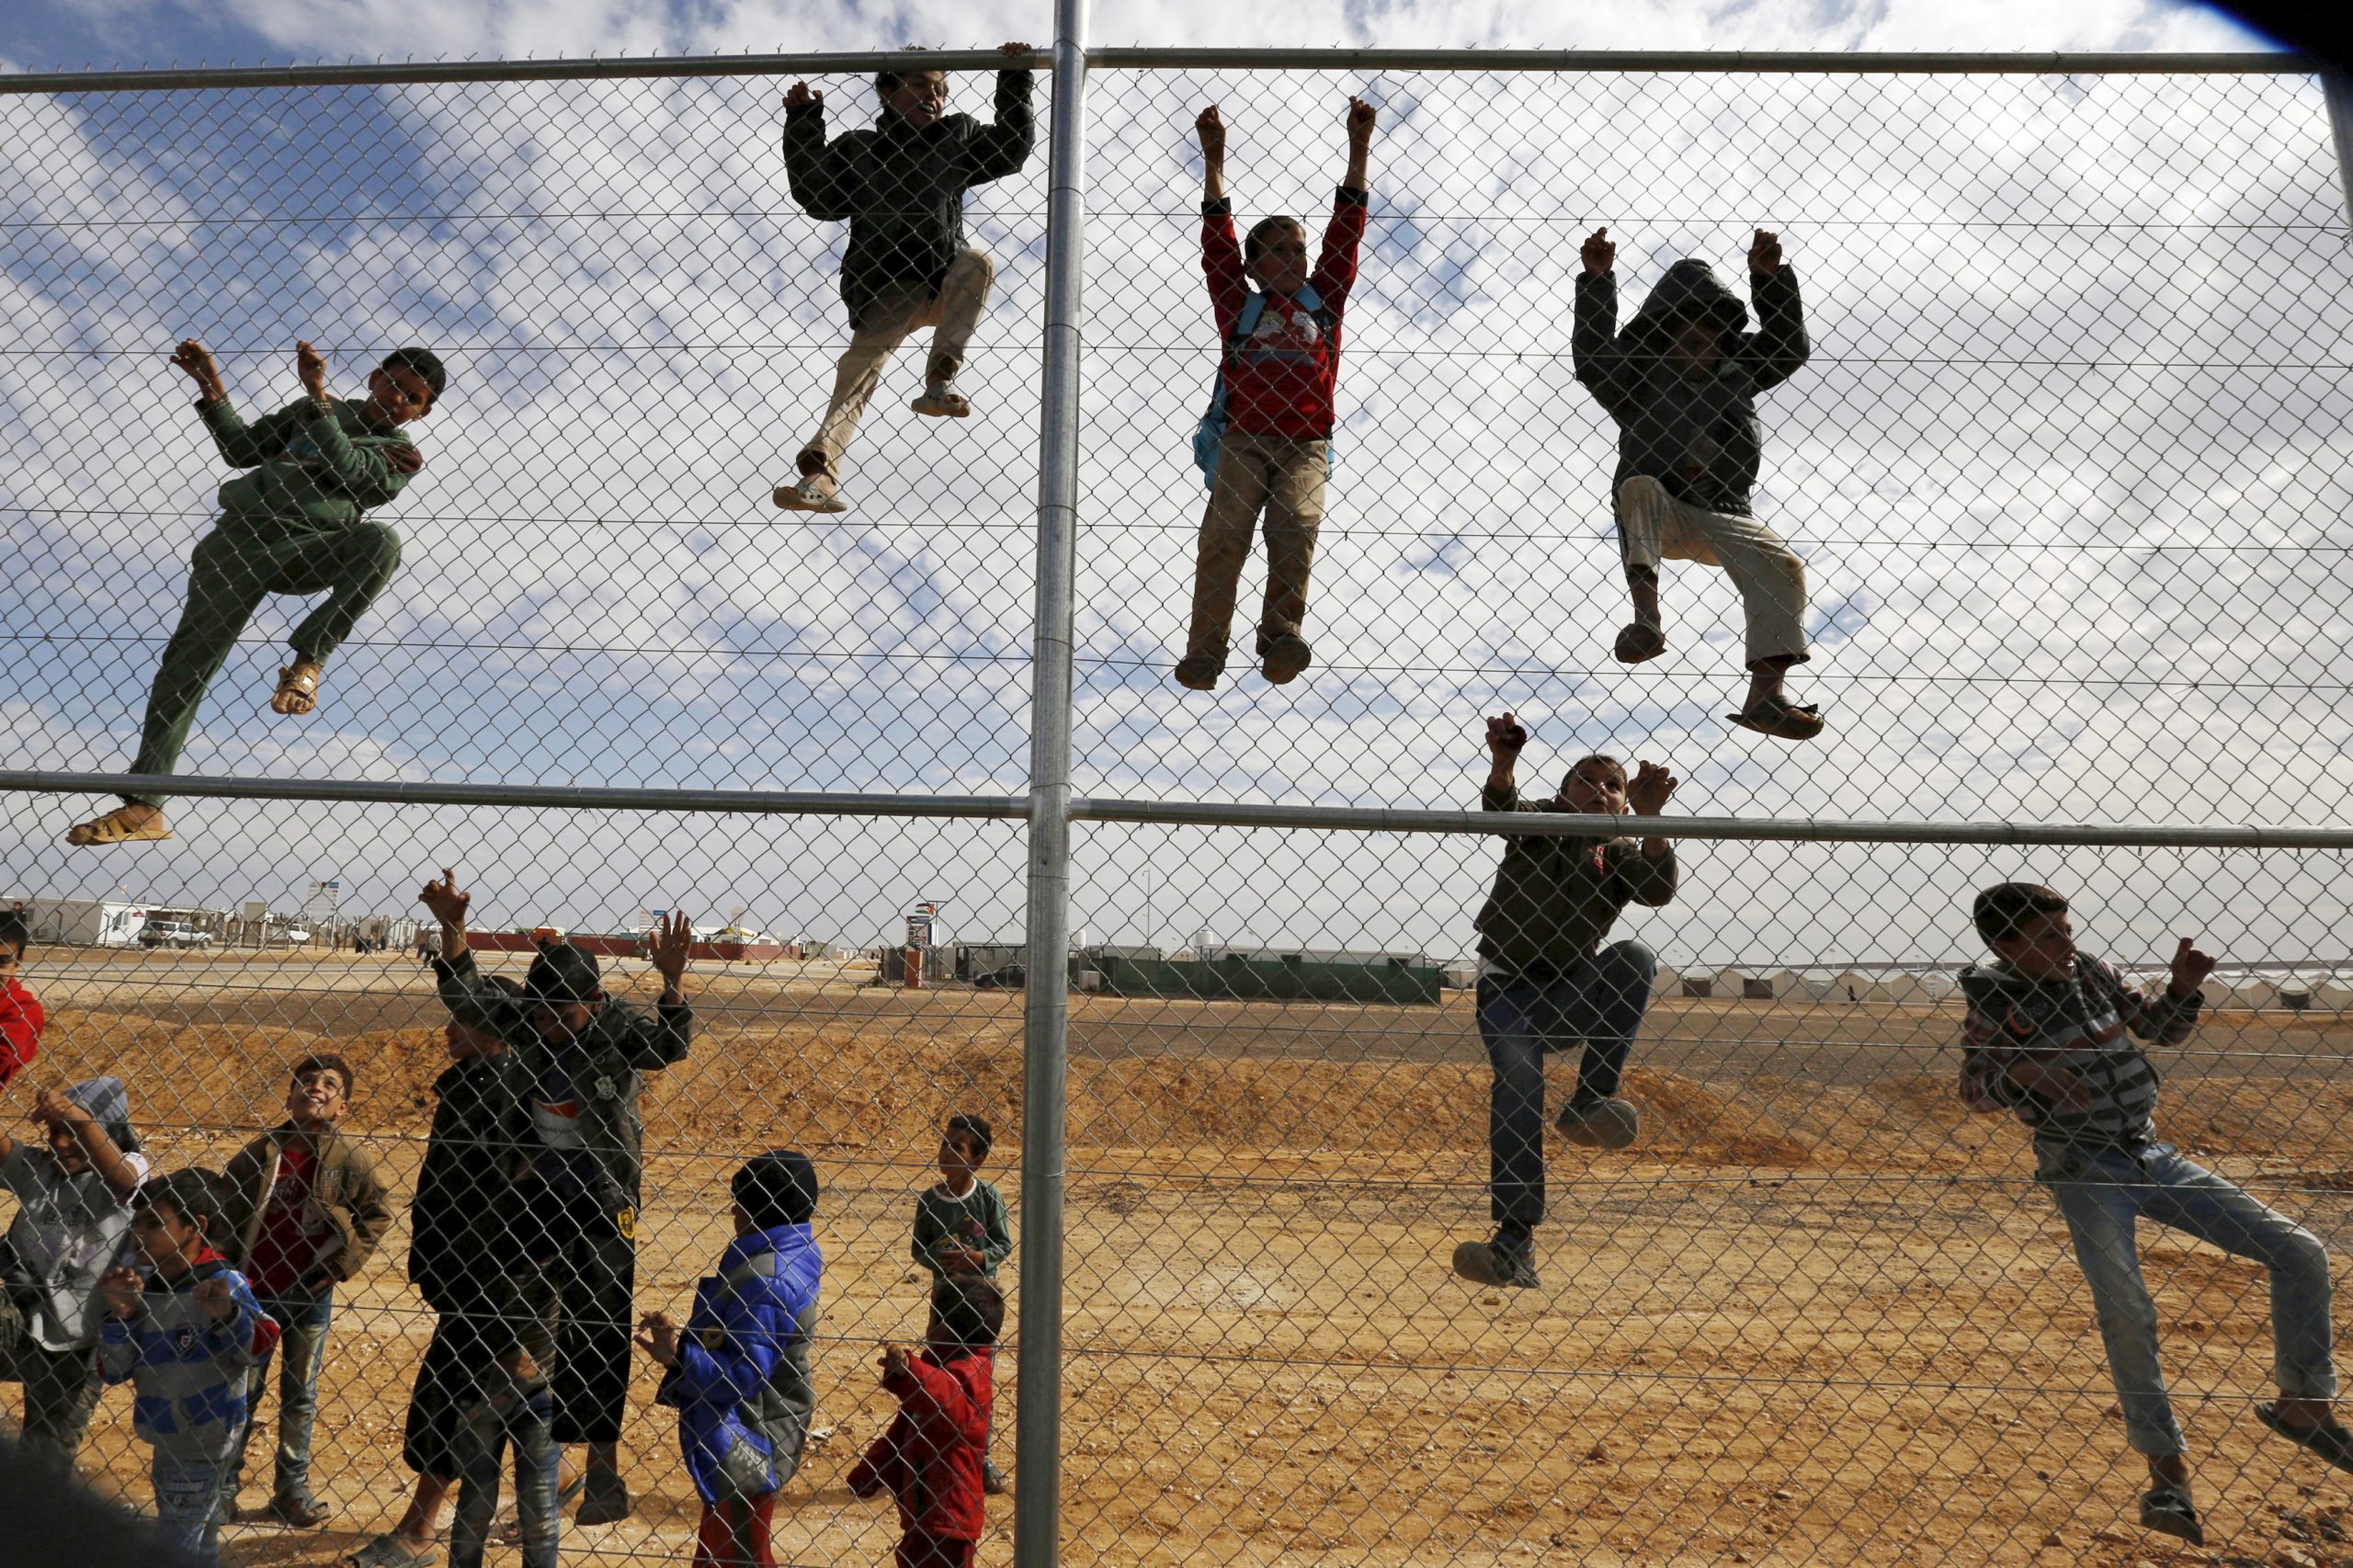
176, 337, 303, 469
1745, 229, 1809, 389
1572, 228, 1631, 409
1340, 94, 1374, 194
958, 42, 1037, 186
289, 342, 420, 508
1309, 96, 1375, 305
781, 80, 853, 221
2121, 937, 2211, 1044
1197, 107, 1245, 338
1197, 104, 1225, 205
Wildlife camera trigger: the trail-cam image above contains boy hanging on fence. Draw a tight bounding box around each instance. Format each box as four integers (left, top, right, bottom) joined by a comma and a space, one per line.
849, 1273, 1004, 1568
65, 338, 445, 846
1960, 881, 2353, 1546
910, 1112, 1013, 1494
1452, 711, 1677, 1292
1174, 96, 1376, 692
97, 1169, 278, 1562
635, 1151, 824, 1568
774, 43, 1035, 515
219, 1052, 392, 1528
1572, 226, 1821, 740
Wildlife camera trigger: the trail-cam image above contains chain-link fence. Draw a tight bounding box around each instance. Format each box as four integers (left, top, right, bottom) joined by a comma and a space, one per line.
5, 40, 2353, 1568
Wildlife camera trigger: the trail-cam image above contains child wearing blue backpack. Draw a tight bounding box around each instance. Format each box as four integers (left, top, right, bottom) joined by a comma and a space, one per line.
1175, 97, 1376, 692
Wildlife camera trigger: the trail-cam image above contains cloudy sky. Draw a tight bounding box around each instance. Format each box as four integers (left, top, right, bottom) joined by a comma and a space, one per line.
6, 0, 2347, 971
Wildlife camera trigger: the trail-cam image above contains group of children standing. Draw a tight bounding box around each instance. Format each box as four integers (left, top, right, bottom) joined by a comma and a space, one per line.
59, 60, 1836, 850
0, 889, 1020, 1568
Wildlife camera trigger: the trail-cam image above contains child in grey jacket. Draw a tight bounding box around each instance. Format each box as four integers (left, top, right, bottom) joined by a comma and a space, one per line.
97, 1170, 278, 1562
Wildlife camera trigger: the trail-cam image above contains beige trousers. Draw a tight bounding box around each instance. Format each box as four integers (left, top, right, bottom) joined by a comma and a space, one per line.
1185, 430, 1329, 661
1616, 475, 1809, 666
799, 248, 996, 475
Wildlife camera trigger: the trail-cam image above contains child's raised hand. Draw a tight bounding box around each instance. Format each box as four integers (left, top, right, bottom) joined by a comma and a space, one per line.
880, 1343, 914, 1382
647, 910, 693, 991
296, 339, 330, 402
1194, 105, 1224, 160
170, 339, 227, 402
784, 81, 821, 109
193, 1275, 238, 1324
418, 868, 471, 926
1748, 228, 1782, 275
98, 1267, 144, 1320
1627, 760, 1678, 818
1485, 712, 1528, 759
1581, 227, 1615, 278
1346, 95, 1377, 143
632, 1310, 681, 1368
29, 1085, 85, 1130
387, 444, 424, 476
2167, 937, 2217, 998
999, 40, 1032, 57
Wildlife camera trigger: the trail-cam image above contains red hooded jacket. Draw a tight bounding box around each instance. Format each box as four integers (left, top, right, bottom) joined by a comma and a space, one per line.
1200, 187, 1368, 439
847, 1346, 993, 1542
0, 978, 41, 1090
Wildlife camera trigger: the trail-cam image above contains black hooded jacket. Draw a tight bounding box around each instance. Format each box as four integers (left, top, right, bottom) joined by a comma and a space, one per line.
782, 70, 1035, 329
1573, 258, 1809, 521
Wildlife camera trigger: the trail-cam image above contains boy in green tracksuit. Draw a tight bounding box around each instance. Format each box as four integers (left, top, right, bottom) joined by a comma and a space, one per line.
66, 336, 446, 847
910, 1112, 1013, 1494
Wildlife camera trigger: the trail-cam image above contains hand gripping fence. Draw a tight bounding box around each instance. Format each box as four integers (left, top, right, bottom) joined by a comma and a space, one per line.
4, 30, 2353, 1568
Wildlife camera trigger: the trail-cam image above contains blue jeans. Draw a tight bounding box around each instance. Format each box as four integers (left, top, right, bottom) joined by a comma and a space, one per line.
449, 1382, 561, 1568
2043, 1142, 2336, 1457
1478, 942, 1657, 1237
229, 1285, 334, 1498
153, 1447, 237, 1562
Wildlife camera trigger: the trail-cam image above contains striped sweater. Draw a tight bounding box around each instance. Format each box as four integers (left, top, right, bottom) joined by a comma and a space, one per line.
97, 1251, 278, 1459
1957, 955, 2202, 1150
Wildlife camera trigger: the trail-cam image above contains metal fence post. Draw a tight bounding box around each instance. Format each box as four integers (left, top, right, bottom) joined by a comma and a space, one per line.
1016, 3, 1088, 1566
2327, 72, 2353, 234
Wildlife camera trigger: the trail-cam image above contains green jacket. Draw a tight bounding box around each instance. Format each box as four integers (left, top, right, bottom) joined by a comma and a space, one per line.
219, 1123, 394, 1287
199, 395, 418, 528
911, 1178, 1013, 1278
437, 950, 692, 1216
1472, 784, 1677, 977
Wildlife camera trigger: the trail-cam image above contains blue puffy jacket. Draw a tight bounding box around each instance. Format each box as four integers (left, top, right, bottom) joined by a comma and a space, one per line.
657, 1222, 823, 1504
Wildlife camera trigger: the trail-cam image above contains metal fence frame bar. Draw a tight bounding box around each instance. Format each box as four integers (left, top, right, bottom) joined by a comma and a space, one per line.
1014, 3, 1089, 1565
0, 47, 2307, 96
0, 771, 1029, 820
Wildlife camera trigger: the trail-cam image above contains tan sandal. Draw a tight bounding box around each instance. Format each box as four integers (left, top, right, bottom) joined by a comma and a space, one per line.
271, 661, 321, 716
64, 805, 172, 846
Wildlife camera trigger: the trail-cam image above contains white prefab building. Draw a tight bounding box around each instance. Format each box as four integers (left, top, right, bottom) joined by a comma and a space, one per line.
16, 898, 150, 947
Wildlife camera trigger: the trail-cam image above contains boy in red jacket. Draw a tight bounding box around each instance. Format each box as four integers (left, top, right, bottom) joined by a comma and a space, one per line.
1175, 96, 1376, 692
848, 1273, 1005, 1568
0, 911, 41, 1091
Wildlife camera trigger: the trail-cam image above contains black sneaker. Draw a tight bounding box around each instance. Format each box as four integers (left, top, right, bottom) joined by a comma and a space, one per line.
1174, 653, 1223, 691
574, 1472, 631, 1526
1259, 632, 1313, 685
1450, 1234, 1540, 1290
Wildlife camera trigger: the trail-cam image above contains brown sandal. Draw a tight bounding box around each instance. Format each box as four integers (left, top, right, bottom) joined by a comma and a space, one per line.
64, 805, 172, 846
271, 662, 322, 716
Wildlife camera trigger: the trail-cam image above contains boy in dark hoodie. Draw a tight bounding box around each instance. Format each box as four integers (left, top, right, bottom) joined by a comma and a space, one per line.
849, 1273, 1003, 1568
636, 1151, 824, 1568
773, 44, 1034, 516
1174, 96, 1377, 692
66, 337, 446, 846
1960, 881, 2350, 1546
1572, 226, 1819, 740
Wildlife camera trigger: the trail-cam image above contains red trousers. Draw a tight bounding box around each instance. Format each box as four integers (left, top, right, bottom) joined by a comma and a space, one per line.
896, 1534, 978, 1568
693, 1497, 776, 1568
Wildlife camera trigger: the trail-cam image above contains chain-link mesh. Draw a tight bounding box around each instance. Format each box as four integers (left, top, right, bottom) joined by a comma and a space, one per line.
5, 49, 2353, 1568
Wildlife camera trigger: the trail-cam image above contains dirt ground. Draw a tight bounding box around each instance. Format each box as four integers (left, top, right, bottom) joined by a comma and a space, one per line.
15, 948, 2353, 1567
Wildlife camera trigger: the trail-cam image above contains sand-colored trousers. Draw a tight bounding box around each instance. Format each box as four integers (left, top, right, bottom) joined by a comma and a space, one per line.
1616, 474, 1809, 667
1184, 430, 1329, 661
799, 249, 996, 476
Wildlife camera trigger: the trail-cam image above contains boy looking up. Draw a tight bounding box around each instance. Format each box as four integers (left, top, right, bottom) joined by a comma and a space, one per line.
910, 1112, 1012, 1493
1452, 712, 1677, 1292
774, 44, 1035, 515
220, 1053, 392, 1528
0, 912, 41, 1090
423, 869, 694, 1526
98, 1170, 278, 1562
0, 1076, 148, 1471
1175, 97, 1375, 691
1961, 882, 2350, 1546
66, 338, 446, 846
636, 1150, 824, 1568
849, 1274, 1004, 1568
1572, 227, 1820, 740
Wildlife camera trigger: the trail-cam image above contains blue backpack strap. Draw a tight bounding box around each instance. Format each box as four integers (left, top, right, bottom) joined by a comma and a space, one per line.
1194, 292, 1273, 489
